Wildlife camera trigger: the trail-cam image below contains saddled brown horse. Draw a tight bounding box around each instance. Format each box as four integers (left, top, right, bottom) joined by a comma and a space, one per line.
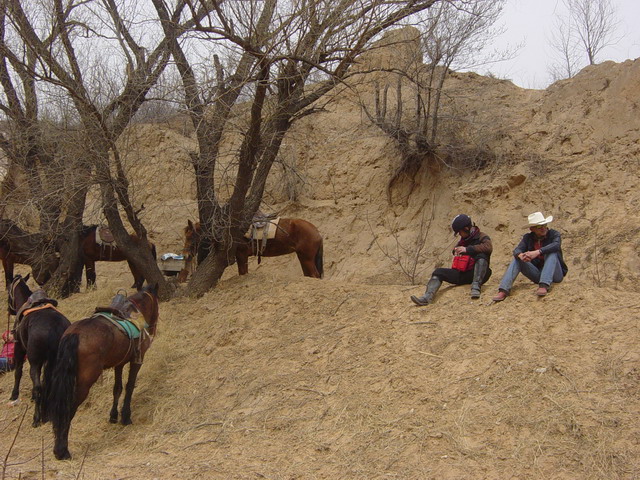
8, 274, 70, 427
80, 225, 156, 290
179, 217, 323, 280
48, 283, 159, 460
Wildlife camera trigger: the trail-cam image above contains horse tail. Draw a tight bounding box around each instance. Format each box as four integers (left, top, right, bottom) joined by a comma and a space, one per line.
40, 337, 59, 424
315, 240, 324, 278
48, 334, 78, 436
41, 320, 69, 424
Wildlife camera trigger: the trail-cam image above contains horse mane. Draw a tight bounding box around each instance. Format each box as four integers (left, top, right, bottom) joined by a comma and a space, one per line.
10, 273, 32, 296
80, 225, 98, 237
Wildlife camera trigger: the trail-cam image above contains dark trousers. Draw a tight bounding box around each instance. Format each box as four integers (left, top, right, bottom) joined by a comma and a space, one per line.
431, 254, 491, 285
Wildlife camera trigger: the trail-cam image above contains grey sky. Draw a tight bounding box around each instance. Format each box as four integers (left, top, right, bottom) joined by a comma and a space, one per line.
481, 0, 640, 89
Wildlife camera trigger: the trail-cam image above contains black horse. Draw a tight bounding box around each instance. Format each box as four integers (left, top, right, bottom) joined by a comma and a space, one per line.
8, 274, 70, 426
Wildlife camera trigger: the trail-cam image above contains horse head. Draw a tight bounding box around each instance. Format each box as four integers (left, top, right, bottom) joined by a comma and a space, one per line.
31, 250, 60, 286
178, 221, 200, 283
183, 220, 200, 259
8, 273, 33, 315
127, 283, 159, 336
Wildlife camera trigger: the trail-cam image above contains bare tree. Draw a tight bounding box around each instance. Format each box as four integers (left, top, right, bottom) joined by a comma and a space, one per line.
154, 0, 443, 296
568, 0, 618, 65
363, 0, 506, 202
551, 0, 619, 78
0, 6, 86, 294
549, 14, 581, 81
1, 0, 195, 298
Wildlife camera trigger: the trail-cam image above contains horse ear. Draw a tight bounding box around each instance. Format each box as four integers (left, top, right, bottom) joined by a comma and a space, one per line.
187, 219, 194, 229
25, 272, 31, 282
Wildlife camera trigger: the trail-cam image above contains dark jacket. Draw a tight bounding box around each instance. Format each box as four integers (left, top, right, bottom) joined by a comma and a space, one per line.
456, 227, 492, 259
513, 229, 568, 275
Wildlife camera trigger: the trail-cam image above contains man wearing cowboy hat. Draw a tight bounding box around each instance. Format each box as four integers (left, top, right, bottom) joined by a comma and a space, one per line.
492, 212, 568, 301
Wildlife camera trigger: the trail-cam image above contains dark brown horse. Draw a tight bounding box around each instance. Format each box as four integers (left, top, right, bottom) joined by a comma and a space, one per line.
0, 225, 59, 289
48, 283, 159, 460
80, 225, 157, 290
7, 274, 70, 427
178, 218, 323, 280
0, 249, 56, 288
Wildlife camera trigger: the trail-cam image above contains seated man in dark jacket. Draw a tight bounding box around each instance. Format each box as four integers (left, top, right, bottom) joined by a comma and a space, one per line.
493, 211, 568, 301
411, 214, 492, 306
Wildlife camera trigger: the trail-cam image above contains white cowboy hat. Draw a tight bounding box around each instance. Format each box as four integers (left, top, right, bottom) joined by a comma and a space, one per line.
527, 211, 553, 226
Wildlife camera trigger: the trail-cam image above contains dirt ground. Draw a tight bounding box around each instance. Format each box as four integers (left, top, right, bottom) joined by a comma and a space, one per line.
1, 33, 640, 480
1, 261, 639, 479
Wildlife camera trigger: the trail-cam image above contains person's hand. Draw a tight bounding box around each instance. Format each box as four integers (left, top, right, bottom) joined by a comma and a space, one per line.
453, 246, 467, 255
520, 250, 541, 262
526, 250, 541, 260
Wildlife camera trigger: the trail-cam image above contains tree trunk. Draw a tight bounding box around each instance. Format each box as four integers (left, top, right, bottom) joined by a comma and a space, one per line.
187, 245, 235, 297
47, 225, 84, 298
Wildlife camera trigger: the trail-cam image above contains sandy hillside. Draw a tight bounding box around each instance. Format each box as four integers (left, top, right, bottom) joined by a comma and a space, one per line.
1, 35, 640, 479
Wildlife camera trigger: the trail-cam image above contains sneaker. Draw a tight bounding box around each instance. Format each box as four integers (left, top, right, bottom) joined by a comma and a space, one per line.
492, 290, 508, 302
536, 286, 548, 297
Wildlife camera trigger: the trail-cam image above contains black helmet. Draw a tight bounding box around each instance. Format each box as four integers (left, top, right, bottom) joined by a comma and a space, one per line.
451, 214, 472, 234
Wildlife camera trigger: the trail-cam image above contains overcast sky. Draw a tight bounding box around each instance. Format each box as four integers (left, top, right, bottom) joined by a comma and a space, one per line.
478, 0, 640, 89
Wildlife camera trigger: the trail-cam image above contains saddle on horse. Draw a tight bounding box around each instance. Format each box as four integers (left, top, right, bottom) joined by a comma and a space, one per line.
13, 290, 61, 333
93, 293, 148, 363
246, 212, 280, 259
96, 225, 116, 245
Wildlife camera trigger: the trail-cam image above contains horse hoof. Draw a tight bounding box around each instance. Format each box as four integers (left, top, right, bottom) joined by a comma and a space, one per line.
109, 417, 118, 424
7, 399, 20, 407
121, 418, 132, 426
54, 450, 72, 461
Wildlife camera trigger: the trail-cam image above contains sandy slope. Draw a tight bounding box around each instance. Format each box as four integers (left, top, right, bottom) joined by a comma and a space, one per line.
1, 42, 640, 479
1, 260, 638, 479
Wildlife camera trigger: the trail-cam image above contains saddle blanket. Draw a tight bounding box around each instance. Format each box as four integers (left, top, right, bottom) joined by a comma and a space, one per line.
93, 312, 147, 339
19, 303, 64, 320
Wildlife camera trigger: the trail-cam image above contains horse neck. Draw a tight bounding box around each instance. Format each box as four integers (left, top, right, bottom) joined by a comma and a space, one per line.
183, 236, 197, 257
145, 303, 159, 337
10, 280, 32, 311
184, 223, 201, 258
130, 291, 158, 335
